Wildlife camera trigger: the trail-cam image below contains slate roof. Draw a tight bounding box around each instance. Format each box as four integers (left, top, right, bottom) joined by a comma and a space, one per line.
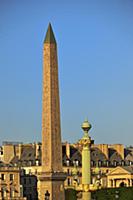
1, 142, 133, 167
91, 148, 107, 162
122, 166, 133, 173
10, 145, 40, 166
125, 148, 133, 161
109, 150, 123, 162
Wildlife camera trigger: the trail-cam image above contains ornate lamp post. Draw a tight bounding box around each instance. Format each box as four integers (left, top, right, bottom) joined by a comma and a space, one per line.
79, 119, 92, 200
45, 190, 50, 200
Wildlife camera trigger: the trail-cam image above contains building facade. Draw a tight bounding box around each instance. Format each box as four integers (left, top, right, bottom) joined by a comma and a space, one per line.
0, 164, 26, 200
0, 141, 133, 194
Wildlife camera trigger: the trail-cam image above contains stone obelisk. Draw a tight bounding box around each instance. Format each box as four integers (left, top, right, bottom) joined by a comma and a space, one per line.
38, 23, 66, 200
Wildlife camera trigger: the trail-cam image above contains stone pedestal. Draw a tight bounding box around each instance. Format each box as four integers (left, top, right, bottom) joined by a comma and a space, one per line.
82, 192, 91, 200
38, 172, 66, 200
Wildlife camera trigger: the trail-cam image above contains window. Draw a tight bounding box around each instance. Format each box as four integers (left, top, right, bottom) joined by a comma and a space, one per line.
66, 159, 70, 167
10, 188, 15, 198
29, 161, 32, 166
1, 174, 5, 180
20, 185, 23, 197
24, 178, 26, 184
23, 187, 26, 193
91, 161, 94, 167
106, 160, 109, 167
73, 160, 76, 166
36, 160, 39, 166
121, 160, 125, 166
98, 160, 101, 167
10, 174, 14, 181
29, 178, 31, 184
29, 194, 32, 200
37, 145, 41, 151
2, 187, 6, 198
1, 188, 4, 198
76, 160, 79, 167
114, 160, 117, 167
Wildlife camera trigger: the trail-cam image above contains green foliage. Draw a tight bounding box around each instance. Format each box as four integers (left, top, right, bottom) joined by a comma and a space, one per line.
65, 188, 77, 200
65, 187, 133, 200
92, 187, 133, 200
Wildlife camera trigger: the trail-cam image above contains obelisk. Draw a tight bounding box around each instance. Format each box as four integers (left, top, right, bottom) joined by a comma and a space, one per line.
38, 23, 66, 200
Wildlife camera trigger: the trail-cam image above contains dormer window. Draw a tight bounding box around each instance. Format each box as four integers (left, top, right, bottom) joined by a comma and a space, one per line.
121, 160, 125, 166
66, 160, 70, 167
36, 160, 39, 166
91, 161, 94, 167
75, 160, 79, 167
98, 160, 101, 167
114, 160, 117, 167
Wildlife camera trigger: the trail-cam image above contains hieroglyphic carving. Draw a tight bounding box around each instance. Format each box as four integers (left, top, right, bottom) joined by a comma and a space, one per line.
42, 43, 62, 171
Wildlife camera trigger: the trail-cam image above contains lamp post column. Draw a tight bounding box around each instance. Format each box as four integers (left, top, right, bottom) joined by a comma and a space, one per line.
79, 119, 92, 200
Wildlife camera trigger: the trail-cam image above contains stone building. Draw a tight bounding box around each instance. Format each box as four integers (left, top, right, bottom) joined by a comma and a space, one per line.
107, 166, 133, 188
21, 172, 38, 200
0, 163, 26, 200
0, 141, 133, 192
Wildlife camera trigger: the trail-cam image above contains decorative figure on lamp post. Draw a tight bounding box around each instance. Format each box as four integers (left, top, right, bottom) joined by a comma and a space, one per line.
94, 163, 102, 190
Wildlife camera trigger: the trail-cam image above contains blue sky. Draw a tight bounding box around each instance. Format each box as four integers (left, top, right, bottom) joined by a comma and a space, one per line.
0, 0, 133, 145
